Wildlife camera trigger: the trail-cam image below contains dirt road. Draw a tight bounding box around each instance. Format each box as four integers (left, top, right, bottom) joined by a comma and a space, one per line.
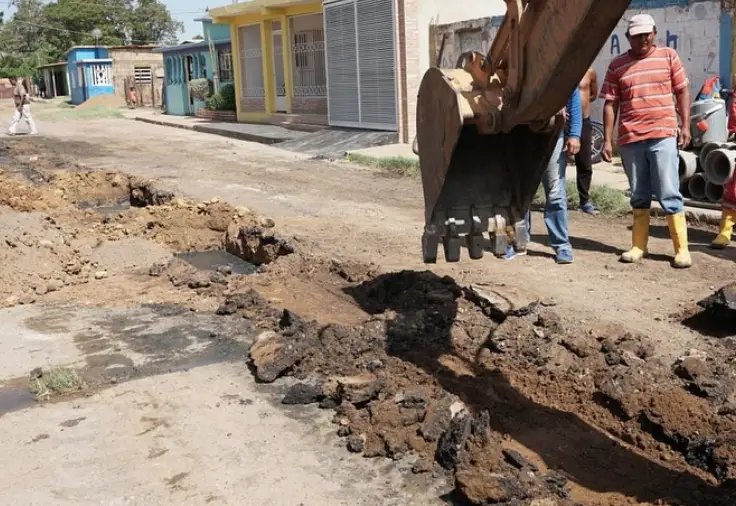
32, 113, 736, 362
0, 106, 734, 505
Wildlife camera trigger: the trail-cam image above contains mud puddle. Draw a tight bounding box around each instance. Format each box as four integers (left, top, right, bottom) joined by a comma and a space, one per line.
175, 250, 258, 276
0, 380, 35, 416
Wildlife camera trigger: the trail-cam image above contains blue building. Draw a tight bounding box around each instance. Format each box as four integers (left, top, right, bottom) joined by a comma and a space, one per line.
154, 16, 233, 116
66, 46, 115, 105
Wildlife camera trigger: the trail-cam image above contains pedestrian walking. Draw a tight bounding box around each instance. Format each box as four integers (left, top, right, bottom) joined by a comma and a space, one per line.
503, 87, 582, 264
8, 77, 38, 136
576, 67, 599, 215
601, 13, 692, 268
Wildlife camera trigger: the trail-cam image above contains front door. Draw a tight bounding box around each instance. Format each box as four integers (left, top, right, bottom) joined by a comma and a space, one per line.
272, 21, 287, 112
185, 55, 194, 114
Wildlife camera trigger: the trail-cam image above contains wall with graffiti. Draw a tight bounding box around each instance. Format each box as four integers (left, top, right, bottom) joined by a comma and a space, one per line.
430, 0, 730, 124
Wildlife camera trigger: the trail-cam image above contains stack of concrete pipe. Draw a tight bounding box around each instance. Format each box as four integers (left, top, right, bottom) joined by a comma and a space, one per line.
679, 141, 736, 203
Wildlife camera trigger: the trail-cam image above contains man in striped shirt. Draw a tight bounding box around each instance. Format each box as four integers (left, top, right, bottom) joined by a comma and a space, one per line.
600, 13, 692, 269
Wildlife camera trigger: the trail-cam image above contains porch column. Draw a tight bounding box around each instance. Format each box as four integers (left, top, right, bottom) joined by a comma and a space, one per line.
230, 23, 243, 118
260, 20, 274, 113
51, 70, 57, 98
280, 14, 293, 113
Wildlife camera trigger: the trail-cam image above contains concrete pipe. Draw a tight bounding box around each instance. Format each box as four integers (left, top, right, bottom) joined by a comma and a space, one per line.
699, 141, 731, 167
704, 148, 736, 185
678, 150, 698, 182
688, 173, 707, 200
705, 181, 724, 203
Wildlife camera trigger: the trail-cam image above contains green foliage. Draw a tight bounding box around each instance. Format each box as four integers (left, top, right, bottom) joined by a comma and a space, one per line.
30, 366, 84, 400
346, 153, 420, 178
532, 179, 630, 217
189, 78, 211, 101
206, 83, 236, 111
0, 0, 183, 78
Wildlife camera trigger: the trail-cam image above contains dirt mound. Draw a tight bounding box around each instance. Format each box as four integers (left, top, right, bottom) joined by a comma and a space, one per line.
76, 94, 126, 109
0, 209, 98, 306
220, 270, 736, 505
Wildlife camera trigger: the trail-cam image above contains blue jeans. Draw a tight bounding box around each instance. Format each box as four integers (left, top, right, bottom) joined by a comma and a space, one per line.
523, 133, 571, 252
619, 136, 683, 214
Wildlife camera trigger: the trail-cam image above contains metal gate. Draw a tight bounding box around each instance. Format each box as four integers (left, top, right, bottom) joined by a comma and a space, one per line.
323, 0, 397, 131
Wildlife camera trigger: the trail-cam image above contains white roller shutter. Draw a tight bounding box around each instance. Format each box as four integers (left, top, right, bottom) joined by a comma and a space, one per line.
323, 0, 397, 131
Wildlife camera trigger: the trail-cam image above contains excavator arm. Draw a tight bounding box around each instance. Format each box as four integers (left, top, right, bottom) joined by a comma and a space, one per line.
417, 0, 631, 263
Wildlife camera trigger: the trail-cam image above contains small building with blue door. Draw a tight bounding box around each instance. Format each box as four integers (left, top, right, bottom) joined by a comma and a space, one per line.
66, 46, 115, 105
155, 15, 233, 116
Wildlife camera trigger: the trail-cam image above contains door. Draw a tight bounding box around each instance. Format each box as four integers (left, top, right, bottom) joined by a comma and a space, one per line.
323, 0, 397, 130
272, 21, 287, 112
185, 55, 194, 113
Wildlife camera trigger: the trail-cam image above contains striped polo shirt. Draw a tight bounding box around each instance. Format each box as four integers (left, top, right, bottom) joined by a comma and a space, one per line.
600, 46, 688, 145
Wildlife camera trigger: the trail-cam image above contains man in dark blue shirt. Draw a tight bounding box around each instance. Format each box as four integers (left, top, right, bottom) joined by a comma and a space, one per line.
504, 87, 582, 263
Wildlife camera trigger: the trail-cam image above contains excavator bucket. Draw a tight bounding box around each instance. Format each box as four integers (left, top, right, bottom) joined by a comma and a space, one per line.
417, 0, 632, 263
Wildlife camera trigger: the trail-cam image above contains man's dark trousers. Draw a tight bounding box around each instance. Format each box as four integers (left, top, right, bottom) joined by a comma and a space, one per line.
575, 117, 593, 206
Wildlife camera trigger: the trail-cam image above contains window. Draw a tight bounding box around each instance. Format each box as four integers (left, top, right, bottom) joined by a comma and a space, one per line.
218, 50, 233, 81
134, 66, 152, 84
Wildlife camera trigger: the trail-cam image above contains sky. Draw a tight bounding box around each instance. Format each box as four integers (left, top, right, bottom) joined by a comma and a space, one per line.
163, 0, 214, 40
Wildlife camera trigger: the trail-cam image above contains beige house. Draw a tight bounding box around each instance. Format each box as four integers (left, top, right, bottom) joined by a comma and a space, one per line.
107, 45, 165, 107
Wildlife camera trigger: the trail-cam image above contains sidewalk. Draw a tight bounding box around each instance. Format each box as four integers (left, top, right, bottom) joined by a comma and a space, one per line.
127, 109, 309, 145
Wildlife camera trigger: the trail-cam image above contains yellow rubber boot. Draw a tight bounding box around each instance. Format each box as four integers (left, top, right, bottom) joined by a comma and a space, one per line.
710, 208, 736, 249
666, 212, 692, 269
621, 208, 649, 263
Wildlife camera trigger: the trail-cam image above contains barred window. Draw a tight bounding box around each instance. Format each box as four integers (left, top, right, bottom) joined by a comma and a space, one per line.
134, 66, 152, 84
218, 50, 233, 81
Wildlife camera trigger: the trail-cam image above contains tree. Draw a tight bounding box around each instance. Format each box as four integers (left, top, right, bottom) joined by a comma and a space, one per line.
192, 34, 204, 40
127, 0, 183, 45
0, 0, 183, 77
0, 0, 53, 77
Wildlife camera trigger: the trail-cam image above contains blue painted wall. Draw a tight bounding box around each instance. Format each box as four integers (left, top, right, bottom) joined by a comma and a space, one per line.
202, 20, 231, 42
159, 40, 233, 116
66, 47, 114, 105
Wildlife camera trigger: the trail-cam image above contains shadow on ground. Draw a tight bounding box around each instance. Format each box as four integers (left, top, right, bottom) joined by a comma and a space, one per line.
345, 271, 733, 505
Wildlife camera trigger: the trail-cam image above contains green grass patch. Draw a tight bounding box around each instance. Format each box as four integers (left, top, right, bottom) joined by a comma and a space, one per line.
35, 104, 124, 122
30, 366, 85, 400
346, 153, 420, 178
532, 179, 630, 217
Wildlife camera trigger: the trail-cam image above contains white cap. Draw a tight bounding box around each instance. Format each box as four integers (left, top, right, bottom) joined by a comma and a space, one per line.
628, 14, 655, 36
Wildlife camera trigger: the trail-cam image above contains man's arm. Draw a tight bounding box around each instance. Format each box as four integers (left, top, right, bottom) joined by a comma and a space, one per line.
566, 87, 583, 139
670, 50, 691, 147
589, 68, 598, 103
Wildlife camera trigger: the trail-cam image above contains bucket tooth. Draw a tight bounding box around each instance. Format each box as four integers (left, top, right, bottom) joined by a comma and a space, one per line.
514, 220, 529, 250
443, 236, 462, 262
490, 232, 508, 256
466, 234, 485, 259
422, 231, 439, 264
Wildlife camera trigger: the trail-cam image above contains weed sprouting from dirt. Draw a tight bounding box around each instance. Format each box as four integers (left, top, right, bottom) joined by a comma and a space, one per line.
29, 367, 85, 400
533, 179, 631, 216
346, 153, 420, 178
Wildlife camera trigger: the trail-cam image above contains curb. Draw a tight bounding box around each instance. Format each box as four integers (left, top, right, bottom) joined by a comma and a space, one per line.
132, 116, 288, 145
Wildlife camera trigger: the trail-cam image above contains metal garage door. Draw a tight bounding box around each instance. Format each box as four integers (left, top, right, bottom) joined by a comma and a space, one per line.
323, 0, 397, 131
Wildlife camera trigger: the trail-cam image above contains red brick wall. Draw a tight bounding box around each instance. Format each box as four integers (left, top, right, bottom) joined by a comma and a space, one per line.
196, 109, 237, 122
241, 97, 265, 113
292, 96, 327, 115
398, 0, 420, 144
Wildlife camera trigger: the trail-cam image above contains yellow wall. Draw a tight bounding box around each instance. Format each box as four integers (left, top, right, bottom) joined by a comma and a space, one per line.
214, 2, 322, 122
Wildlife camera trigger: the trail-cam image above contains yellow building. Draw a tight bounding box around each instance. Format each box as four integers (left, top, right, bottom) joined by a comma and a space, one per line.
210, 0, 328, 126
